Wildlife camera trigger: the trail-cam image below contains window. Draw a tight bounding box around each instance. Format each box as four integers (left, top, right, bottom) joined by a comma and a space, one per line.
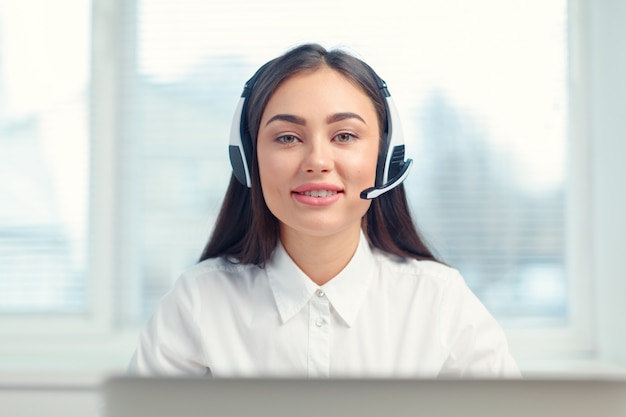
0, 0, 90, 313
4, 0, 610, 371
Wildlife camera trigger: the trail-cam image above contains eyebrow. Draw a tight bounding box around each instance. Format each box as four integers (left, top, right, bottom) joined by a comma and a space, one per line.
265, 114, 306, 126
265, 112, 366, 127
326, 112, 366, 125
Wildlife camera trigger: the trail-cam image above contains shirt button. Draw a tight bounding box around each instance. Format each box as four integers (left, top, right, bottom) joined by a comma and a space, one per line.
316, 289, 325, 298
315, 318, 326, 327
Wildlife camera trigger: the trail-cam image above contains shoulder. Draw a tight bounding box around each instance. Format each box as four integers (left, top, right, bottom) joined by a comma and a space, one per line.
368, 248, 473, 311
371, 248, 488, 316
178, 257, 262, 285
371, 248, 463, 288
165, 257, 264, 302
186, 256, 260, 277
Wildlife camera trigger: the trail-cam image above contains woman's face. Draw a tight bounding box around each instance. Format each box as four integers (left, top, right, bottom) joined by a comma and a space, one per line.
256, 66, 380, 240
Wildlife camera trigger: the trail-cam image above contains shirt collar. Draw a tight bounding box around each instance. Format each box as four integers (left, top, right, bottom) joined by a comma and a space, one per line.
266, 231, 376, 327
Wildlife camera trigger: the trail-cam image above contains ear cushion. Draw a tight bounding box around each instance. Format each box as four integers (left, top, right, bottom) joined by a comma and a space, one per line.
228, 63, 272, 188
228, 97, 251, 187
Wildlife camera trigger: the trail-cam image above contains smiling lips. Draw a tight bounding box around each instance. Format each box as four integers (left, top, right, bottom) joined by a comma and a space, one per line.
292, 184, 343, 206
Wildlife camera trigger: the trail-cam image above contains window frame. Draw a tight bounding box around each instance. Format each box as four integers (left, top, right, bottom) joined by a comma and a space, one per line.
503, 0, 596, 368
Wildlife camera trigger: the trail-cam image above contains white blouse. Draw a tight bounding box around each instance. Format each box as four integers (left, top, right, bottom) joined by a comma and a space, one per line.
129, 232, 520, 378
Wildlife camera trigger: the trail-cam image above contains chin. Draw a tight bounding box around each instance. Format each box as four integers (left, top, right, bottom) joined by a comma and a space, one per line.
282, 218, 364, 238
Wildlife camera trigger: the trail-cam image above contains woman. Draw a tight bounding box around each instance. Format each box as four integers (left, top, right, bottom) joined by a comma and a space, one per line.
129, 43, 520, 378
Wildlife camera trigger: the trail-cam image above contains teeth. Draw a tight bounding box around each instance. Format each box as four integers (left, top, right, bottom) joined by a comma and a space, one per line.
303, 190, 337, 197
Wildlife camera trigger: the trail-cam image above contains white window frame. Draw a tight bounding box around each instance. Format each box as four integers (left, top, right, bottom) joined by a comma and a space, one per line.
505, 0, 626, 373
1, 0, 625, 377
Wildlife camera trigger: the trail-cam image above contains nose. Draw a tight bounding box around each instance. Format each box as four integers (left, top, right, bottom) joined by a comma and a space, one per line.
302, 136, 334, 174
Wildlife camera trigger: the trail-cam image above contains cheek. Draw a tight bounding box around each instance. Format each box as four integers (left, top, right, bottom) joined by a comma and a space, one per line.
257, 149, 292, 202
348, 146, 379, 184
257, 145, 276, 178
258, 160, 276, 197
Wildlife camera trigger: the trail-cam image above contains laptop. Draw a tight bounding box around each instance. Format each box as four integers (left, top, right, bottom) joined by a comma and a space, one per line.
103, 376, 626, 417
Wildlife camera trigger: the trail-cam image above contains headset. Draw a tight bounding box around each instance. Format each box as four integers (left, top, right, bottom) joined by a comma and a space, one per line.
228, 63, 413, 200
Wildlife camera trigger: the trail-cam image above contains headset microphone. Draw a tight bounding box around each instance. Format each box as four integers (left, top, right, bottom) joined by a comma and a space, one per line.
360, 158, 413, 199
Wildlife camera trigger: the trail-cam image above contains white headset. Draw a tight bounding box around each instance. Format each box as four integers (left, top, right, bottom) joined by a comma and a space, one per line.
228, 65, 412, 200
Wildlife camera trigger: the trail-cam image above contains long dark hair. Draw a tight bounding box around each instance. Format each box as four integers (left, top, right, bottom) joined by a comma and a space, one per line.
199, 43, 440, 265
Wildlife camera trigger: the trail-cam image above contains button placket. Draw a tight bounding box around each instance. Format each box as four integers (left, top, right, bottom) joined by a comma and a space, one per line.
307, 290, 331, 377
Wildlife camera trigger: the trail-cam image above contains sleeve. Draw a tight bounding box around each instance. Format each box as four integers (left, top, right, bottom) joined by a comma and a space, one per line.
127, 275, 210, 376
437, 271, 521, 378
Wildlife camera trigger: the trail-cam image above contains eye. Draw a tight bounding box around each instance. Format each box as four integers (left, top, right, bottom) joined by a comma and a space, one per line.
333, 132, 357, 143
275, 134, 301, 144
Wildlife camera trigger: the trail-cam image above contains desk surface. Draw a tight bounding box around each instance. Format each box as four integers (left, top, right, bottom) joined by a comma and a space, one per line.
104, 377, 626, 417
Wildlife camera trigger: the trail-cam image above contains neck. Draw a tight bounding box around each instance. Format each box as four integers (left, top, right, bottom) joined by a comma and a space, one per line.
279, 225, 362, 286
